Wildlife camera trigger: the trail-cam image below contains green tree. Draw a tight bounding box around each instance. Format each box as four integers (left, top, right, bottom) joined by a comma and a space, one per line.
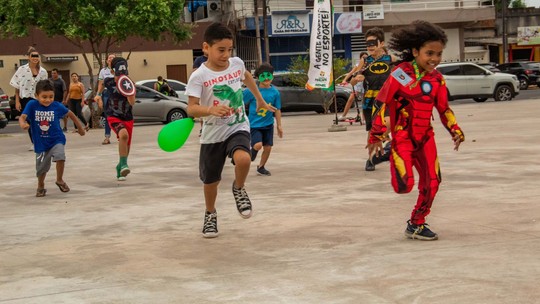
287, 54, 352, 113
493, 0, 527, 10
0, 0, 192, 91
509, 0, 527, 8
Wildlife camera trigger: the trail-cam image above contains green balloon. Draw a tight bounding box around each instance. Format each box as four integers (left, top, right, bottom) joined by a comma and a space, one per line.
158, 118, 195, 152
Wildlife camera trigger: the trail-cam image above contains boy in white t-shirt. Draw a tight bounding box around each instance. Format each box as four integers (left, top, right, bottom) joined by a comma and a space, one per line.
186, 22, 275, 238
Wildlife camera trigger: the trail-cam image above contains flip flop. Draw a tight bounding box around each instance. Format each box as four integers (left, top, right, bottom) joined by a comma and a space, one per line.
55, 181, 70, 193
102, 138, 110, 145
36, 188, 47, 197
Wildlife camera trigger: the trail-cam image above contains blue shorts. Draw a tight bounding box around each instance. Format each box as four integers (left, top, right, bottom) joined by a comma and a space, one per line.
250, 124, 274, 147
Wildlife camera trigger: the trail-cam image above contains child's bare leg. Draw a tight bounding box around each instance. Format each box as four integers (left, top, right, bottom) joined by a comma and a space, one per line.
55, 160, 65, 183
37, 173, 46, 190
341, 94, 355, 117
118, 129, 129, 157
253, 142, 263, 152
233, 149, 250, 188
203, 181, 219, 212
259, 145, 272, 168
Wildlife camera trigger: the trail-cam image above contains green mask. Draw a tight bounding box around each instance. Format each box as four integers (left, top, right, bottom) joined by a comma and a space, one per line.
258, 72, 274, 82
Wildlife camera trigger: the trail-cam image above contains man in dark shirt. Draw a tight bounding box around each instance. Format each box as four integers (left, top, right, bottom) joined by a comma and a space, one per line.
50, 68, 68, 132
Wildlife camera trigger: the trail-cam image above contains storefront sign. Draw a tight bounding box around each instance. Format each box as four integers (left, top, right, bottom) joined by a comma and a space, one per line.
271, 12, 310, 35
44, 56, 79, 62
335, 12, 362, 34
363, 4, 384, 20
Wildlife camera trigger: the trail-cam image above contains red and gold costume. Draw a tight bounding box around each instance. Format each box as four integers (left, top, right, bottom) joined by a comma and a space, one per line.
369, 62, 465, 225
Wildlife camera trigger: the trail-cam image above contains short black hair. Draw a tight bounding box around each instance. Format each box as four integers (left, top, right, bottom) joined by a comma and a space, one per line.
365, 27, 385, 42
204, 22, 234, 45
35, 80, 54, 95
388, 20, 448, 62
254, 63, 274, 77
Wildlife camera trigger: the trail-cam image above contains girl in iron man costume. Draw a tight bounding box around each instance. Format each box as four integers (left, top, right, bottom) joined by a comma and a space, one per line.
366, 21, 465, 241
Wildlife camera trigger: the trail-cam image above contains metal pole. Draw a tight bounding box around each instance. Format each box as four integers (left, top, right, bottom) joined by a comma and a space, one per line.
262, 0, 270, 63
502, 0, 508, 63
254, 0, 263, 65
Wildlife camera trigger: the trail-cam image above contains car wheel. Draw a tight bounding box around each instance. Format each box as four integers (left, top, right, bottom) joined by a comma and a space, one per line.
494, 85, 513, 101
328, 97, 347, 113
518, 77, 528, 90
473, 97, 487, 102
166, 108, 187, 123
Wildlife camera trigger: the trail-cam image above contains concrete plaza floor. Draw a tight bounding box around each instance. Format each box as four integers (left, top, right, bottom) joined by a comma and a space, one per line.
1, 98, 540, 303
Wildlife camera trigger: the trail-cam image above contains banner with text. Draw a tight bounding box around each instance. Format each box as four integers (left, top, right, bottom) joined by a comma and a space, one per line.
306, 0, 333, 90
363, 4, 384, 20
518, 26, 540, 46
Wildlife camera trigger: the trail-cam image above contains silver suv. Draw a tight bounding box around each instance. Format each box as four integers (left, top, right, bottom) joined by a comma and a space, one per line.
437, 62, 520, 102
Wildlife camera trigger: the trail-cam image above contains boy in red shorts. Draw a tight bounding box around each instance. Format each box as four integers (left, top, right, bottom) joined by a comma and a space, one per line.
104, 57, 136, 181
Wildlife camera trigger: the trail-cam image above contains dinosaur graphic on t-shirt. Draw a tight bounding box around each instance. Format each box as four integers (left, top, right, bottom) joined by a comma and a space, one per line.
213, 84, 246, 126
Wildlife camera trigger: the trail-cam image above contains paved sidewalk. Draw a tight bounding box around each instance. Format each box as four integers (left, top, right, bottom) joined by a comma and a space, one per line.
1, 98, 540, 303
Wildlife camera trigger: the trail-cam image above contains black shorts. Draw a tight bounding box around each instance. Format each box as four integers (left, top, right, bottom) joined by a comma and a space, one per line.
199, 131, 250, 184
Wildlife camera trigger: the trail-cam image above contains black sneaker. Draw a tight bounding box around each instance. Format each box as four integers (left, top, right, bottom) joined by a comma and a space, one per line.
202, 210, 218, 238
365, 159, 375, 171
251, 149, 258, 161
404, 220, 438, 241
232, 181, 253, 219
257, 166, 271, 176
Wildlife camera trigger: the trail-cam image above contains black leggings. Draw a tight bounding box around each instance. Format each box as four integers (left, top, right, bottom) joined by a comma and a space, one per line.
69, 98, 87, 128
20, 97, 33, 143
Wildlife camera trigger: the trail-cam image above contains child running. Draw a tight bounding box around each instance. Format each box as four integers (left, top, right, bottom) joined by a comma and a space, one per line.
350, 28, 397, 171
243, 63, 283, 176
19, 80, 85, 197
103, 57, 136, 181
186, 22, 274, 238
367, 20, 465, 241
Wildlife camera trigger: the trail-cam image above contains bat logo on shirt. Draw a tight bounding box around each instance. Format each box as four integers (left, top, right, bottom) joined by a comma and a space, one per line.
369, 62, 390, 74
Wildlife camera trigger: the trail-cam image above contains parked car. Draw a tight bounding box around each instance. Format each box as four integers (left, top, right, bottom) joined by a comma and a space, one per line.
496, 61, 540, 90
436, 62, 520, 102
136, 79, 187, 97
266, 72, 353, 113
477, 62, 500, 73
83, 85, 188, 125
0, 88, 11, 120
0, 110, 8, 129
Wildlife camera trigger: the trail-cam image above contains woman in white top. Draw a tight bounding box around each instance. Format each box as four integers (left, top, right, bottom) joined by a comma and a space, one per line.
10, 46, 49, 150
95, 54, 115, 145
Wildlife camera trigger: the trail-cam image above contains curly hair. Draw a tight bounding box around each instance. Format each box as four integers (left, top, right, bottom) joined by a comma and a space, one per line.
387, 20, 448, 62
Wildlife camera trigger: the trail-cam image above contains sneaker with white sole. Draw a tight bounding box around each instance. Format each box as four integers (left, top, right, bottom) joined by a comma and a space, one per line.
202, 210, 218, 238
120, 165, 131, 177
232, 181, 253, 219
404, 220, 438, 241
